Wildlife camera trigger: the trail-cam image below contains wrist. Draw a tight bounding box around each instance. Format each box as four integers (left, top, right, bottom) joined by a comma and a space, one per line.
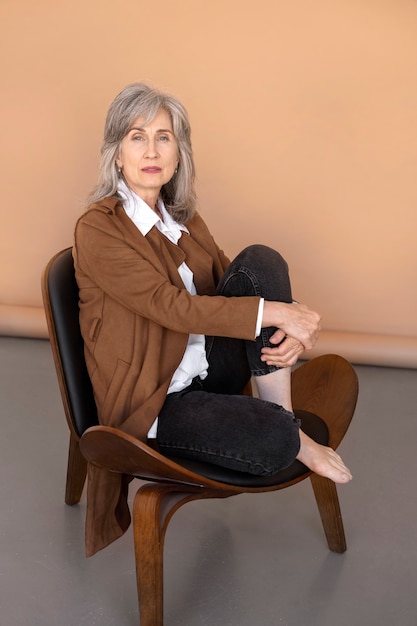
262, 300, 288, 328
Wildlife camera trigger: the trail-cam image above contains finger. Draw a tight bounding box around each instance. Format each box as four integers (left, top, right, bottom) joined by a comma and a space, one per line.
261, 343, 302, 367
268, 328, 286, 345
262, 337, 303, 356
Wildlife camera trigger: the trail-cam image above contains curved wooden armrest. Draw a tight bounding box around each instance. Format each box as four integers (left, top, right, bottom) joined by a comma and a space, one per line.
292, 354, 358, 450
79, 425, 238, 491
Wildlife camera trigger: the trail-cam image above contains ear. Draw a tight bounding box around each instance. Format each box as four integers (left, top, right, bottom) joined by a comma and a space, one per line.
115, 147, 123, 169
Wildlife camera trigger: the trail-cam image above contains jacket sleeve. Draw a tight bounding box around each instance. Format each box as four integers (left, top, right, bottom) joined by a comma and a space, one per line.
74, 209, 260, 341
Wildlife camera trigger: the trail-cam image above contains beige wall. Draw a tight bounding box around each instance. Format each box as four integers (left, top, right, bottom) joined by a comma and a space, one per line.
1, 0, 416, 366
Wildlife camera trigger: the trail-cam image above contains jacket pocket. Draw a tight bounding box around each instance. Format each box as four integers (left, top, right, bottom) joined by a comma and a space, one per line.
101, 359, 131, 427
88, 317, 102, 342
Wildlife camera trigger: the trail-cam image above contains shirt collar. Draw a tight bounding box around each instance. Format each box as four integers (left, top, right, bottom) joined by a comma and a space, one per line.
117, 179, 189, 242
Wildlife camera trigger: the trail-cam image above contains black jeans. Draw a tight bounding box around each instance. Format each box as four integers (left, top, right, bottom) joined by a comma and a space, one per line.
157, 245, 301, 476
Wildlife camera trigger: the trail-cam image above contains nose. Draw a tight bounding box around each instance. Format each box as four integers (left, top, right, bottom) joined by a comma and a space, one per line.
144, 138, 159, 158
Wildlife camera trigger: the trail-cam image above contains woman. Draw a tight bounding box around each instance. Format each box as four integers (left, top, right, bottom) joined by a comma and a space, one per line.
74, 82, 351, 502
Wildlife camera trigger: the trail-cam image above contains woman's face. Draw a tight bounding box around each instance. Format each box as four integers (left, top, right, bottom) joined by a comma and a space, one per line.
116, 108, 179, 206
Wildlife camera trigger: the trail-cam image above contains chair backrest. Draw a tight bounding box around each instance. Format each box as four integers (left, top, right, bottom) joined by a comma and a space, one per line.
42, 248, 98, 438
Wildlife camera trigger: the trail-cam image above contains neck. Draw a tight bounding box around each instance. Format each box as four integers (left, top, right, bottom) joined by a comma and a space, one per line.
119, 178, 161, 216
153, 202, 164, 221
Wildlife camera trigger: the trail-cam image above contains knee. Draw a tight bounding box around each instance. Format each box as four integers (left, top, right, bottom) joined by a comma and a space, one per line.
219, 244, 292, 301
235, 244, 289, 275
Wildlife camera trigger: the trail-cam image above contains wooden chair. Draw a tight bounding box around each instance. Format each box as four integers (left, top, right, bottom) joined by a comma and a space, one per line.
42, 247, 358, 626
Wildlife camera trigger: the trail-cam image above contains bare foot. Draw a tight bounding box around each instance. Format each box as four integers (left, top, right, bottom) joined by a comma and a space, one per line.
297, 430, 352, 484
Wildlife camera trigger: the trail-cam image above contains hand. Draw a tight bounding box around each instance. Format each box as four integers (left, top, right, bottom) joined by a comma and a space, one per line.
262, 301, 321, 351
260, 331, 304, 368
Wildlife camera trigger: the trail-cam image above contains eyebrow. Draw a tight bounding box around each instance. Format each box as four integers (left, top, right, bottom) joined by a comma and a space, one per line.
129, 126, 174, 134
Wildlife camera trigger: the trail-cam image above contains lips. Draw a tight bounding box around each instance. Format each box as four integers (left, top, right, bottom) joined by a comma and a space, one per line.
141, 167, 162, 173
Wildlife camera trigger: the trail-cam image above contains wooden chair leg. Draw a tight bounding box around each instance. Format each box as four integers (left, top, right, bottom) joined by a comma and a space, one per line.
310, 473, 346, 553
65, 433, 87, 505
132, 483, 234, 626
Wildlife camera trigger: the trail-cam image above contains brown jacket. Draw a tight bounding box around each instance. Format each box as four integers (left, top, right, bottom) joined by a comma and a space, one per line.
73, 197, 260, 555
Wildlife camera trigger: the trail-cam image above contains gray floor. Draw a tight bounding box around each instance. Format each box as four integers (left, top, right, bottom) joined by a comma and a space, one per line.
1, 336, 416, 626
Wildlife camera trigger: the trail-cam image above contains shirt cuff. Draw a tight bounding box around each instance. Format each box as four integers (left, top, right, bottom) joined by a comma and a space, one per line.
147, 416, 158, 439
255, 298, 264, 337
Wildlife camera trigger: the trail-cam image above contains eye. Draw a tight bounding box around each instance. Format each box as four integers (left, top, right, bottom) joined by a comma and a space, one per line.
132, 134, 145, 141
158, 135, 170, 142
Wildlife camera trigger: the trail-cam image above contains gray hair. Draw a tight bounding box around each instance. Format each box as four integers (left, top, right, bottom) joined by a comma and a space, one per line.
86, 83, 196, 223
